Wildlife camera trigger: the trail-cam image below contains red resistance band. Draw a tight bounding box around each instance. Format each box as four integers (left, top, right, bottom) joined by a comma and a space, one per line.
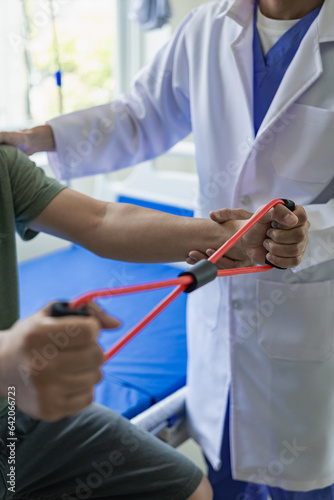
51, 198, 294, 364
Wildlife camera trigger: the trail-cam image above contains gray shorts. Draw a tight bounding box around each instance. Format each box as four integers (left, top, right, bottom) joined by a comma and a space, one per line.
0, 404, 203, 500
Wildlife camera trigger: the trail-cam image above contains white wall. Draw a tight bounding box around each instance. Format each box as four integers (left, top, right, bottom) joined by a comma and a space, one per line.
0, 1, 27, 128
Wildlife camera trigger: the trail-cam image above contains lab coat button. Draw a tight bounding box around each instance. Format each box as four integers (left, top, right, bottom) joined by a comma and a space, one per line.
232, 300, 243, 310
240, 195, 251, 206
246, 137, 253, 147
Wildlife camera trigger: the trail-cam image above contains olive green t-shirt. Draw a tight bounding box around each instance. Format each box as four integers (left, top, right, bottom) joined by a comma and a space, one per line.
0, 145, 65, 417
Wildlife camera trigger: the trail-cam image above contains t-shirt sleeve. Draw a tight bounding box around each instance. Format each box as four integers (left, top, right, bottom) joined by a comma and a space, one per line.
2, 146, 66, 240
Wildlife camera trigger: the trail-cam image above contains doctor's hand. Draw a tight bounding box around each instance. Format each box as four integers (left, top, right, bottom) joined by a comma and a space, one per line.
238, 203, 310, 268
187, 204, 310, 269
187, 208, 254, 269
0, 302, 120, 421
0, 125, 55, 155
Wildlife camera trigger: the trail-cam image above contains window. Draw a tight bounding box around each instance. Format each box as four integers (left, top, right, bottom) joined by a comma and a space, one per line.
0, 0, 117, 128
0, 0, 174, 129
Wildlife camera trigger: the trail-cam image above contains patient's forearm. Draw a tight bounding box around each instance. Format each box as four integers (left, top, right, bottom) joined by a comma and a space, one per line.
30, 189, 241, 264
91, 203, 226, 263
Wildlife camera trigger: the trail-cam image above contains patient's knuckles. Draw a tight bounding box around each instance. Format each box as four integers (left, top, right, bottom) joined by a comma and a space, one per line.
94, 368, 103, 385
61, 348, 102, 374
89, 344, 104, 366
81, 317, 101, 342
73, 345, 104, 369
65, 318, 100, 346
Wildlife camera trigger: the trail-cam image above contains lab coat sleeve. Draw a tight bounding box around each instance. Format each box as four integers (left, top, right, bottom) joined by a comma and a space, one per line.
47, 11, 196, 181
293, 199, 334, 274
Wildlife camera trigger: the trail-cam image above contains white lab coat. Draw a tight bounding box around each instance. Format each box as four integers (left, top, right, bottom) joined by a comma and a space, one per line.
48, 0, 334, 491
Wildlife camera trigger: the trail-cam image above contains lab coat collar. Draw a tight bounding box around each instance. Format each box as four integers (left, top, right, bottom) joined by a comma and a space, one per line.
224, 0, 255, 139
218, 0, 334, 37
217, 0, 334, 141
255, 0, 334, 139
217, 0, 254, 26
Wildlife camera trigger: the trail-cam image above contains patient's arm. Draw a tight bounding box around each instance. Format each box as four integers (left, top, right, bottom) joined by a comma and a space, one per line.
28, 188, 237, 264
28, 188, 307, 268
0, 303, 119, 421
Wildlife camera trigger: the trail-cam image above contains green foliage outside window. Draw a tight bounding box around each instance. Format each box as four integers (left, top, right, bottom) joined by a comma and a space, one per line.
23, 0, 116, 121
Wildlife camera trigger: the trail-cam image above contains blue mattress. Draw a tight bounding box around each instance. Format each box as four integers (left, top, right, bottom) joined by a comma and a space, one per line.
18, 245, 188, 419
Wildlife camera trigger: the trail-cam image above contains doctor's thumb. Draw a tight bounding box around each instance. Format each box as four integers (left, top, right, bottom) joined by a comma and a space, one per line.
272, 204, 298, 227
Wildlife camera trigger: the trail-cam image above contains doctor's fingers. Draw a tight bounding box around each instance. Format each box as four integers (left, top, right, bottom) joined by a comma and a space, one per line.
265, 251, 306, 269
266, 222, 310, 245
256, 204, 298, 229
269, 204, 309, 230
263, 238, 309, 259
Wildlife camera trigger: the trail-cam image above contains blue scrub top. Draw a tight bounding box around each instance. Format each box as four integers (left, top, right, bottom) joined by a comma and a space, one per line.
253, 2, 322, 135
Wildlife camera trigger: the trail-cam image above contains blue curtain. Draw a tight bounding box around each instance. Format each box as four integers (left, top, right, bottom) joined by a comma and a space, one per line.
129, 0, 172, 30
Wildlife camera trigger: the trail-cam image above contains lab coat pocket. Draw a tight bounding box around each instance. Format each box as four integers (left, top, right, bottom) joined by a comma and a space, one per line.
271, 104, 334, 184
191, 277, 222, 331
257, 279, 334, 362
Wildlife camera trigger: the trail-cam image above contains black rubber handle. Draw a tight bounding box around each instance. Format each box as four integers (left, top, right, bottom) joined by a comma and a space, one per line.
265, 199, 296, 270
179, 260, 218, 293
280, 199, 296, 212
50, 301, 89, 317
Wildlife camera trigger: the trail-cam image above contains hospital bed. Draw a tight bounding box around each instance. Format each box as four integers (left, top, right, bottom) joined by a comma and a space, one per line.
18, 143, 198, 446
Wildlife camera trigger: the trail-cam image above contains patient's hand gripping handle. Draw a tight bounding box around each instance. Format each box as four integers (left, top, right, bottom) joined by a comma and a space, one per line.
51, 301, 89, 317
264, 199, 296, 270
